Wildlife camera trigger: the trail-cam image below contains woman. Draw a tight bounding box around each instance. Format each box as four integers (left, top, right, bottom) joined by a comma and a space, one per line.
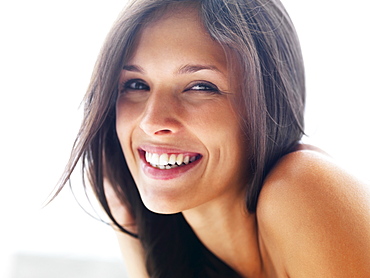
56, 0, 370, 277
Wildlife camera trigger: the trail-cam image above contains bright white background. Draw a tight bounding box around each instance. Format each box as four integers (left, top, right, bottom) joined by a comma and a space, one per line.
1, 0, 369, 277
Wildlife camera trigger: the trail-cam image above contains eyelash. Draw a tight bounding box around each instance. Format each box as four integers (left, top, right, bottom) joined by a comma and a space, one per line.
120, 79, 149, 92
185, 82, 220, 94
120, 79, 221, 94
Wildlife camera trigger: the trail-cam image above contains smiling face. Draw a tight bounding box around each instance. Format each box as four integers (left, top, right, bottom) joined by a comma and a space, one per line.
116, 7, 249, 214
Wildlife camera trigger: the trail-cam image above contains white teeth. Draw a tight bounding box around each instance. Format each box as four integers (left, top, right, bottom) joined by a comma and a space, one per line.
151, 153, 159, 165
144, 151, 199, 169
176, 154, 183, 165
169, 154, 176, 165
145, 152, 151, 162
159, 153, 169, 166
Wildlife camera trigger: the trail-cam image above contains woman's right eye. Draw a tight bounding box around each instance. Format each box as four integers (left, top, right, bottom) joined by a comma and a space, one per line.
121, 79, 149, 92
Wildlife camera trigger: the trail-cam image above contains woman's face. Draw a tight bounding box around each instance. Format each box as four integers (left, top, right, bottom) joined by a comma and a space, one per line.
116, 8, 248, 214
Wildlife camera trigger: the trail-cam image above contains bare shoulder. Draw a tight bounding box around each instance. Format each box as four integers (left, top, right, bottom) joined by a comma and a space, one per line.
257, 148, 370, 277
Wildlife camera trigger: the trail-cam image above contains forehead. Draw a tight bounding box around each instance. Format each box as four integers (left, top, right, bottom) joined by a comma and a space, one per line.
127, 6, 227, 71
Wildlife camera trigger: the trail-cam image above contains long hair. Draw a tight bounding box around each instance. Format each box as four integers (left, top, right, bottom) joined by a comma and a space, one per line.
55, 0, 305, 276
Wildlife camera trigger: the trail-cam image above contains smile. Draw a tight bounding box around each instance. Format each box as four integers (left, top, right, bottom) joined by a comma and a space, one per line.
145, 152, 202, 169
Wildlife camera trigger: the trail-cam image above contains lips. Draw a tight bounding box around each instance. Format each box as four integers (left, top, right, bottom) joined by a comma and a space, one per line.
138, 147, 203, 180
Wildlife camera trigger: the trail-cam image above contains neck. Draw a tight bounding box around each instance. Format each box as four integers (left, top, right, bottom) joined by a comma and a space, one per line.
182, 193, 264, 278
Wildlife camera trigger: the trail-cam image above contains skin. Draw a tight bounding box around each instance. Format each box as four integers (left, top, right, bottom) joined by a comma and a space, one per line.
111, 7, 370, 278
116, 8, 248, 215
258, 150, 370, 277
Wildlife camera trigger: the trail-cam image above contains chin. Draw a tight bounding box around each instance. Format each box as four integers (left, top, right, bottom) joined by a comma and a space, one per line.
140, 194, 188, 215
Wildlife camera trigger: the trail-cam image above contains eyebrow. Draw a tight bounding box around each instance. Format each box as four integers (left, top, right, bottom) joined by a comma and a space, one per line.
122, 64, 144, 73
122, 64, 222, 75
176, 64, 222, 75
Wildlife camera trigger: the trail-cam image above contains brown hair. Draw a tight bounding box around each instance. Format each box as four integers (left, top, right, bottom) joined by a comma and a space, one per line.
55, 0, 305, 276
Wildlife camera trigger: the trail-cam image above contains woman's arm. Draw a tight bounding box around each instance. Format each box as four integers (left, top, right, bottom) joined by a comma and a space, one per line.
115, 230, 148, 278
103, 180, 149, 278
258, 150, 370, 277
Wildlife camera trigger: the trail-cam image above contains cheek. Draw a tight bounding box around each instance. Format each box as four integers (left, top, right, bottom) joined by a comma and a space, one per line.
116, 97, 137, 126
115, 101, 139, 164
196, 102, 248, 174
115, 95, 143, 136
190, 100, 243, 145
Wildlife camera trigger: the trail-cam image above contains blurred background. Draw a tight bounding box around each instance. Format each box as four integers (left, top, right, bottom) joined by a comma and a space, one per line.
1, 0, 369, 277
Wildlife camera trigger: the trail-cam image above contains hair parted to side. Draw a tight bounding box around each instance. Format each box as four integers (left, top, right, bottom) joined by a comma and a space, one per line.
55, 0, 305, 276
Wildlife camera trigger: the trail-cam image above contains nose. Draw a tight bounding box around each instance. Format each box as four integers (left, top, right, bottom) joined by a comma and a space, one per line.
139, 91, 182, 136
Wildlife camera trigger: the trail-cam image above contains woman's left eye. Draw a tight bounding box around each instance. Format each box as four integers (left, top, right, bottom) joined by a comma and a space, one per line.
185, 82, 220, 94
